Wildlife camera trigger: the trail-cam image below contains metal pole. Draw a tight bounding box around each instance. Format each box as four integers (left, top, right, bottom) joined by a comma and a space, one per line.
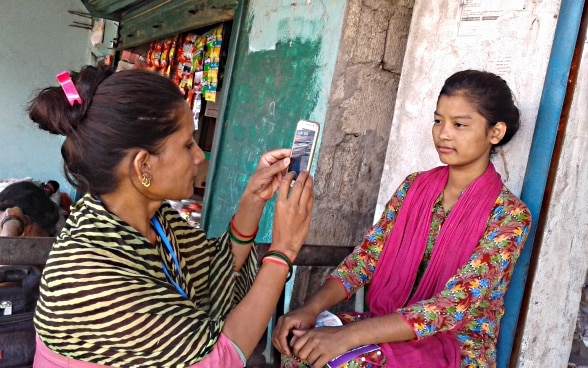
497, 0, 586, 366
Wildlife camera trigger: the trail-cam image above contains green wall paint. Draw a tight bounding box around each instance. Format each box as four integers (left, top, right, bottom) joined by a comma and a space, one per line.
204, 1, 346, 240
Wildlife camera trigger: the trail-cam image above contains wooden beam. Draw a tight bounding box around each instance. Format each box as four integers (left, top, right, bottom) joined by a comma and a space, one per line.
256, 243, 353, 267
0, 237, 351, 268
0, 237, 54, 265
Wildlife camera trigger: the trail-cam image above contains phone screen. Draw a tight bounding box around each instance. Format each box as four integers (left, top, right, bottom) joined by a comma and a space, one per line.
289, 124, 318, 177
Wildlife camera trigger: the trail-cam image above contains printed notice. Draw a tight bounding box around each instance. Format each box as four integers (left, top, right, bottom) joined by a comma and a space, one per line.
204, 100, 219, 118
458, 0, 526, 37
492, 55, 513, 75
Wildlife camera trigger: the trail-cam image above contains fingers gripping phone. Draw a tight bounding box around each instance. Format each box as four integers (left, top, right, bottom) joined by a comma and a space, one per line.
288, 120, 320, 181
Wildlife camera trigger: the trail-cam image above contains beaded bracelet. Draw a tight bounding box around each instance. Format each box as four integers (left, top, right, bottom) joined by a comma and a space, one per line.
230, 214, 258, 239
262, 250, 293, 281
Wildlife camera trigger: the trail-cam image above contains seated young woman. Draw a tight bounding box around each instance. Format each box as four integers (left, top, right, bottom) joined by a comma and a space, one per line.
272, 70, 532, 368
27, 65, 314, 368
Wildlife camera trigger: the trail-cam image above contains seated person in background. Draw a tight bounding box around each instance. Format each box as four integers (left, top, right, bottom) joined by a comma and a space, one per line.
0, 181, 60, 237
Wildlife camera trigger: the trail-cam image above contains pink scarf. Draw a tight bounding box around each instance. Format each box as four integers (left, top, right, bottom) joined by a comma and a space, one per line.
366, 163, 503, 367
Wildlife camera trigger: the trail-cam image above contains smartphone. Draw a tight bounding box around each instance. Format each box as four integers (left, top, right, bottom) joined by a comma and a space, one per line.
287, 120, 320, 179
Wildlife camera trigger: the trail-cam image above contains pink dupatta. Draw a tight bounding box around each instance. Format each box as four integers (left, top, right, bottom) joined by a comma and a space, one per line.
366, 163, 503, 367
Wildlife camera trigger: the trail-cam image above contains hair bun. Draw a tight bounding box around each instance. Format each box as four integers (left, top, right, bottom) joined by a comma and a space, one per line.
27, 65, 114, 136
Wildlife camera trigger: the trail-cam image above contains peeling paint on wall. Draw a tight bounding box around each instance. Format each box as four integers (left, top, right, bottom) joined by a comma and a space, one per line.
206, 0, 347, 240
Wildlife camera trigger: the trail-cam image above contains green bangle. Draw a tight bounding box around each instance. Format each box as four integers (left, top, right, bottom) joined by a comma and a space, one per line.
227, 225, 254, 245
263, 250, 293, 281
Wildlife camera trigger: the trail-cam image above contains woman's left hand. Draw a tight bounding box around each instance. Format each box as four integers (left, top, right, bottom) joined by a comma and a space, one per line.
290, 326, 352, 368
244, 148, 291, 202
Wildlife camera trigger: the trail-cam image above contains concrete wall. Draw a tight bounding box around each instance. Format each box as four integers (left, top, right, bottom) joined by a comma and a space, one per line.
307, 0, 414, 246
517, 27, 588, 367
375, 0, 582, 366
376, 1, 560, 214
206, 0, 415, 247
0, 0, 91, 196
205, 0, 349, 237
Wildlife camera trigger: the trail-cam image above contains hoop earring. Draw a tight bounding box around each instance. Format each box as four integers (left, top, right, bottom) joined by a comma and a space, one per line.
141, 174, 151, 188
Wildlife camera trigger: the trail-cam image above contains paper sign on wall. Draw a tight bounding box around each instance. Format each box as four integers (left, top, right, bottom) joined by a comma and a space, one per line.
458, 0, 526, 37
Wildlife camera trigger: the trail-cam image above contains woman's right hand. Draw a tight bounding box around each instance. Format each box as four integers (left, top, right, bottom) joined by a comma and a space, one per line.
272, 306, 318, 356
270, 170, 314, 262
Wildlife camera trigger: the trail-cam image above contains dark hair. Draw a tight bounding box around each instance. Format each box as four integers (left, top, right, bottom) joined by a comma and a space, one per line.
27, 65, 187, 195
0, 181, 60, 235
438, 70, 520, 150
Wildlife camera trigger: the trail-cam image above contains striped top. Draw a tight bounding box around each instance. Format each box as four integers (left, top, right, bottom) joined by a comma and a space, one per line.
34, 195, 257, 367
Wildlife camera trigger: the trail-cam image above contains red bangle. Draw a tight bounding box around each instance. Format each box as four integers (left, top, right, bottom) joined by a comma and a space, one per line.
262, 256, 289, 269
263, 250, 293, 281
230, 214, 258, 239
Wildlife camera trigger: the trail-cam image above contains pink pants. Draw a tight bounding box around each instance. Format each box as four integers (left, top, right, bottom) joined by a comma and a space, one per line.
34, 333, 244, 368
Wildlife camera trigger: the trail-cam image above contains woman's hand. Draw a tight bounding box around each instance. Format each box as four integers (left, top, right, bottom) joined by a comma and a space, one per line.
270, 170, 314, 262
272, 306, 319, 356
289, 326, 352, 368
0, 207, 29, 236
230, 148, 309, 270
243, 148, 291, 203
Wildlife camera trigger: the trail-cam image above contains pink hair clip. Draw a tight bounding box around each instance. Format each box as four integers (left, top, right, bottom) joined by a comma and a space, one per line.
56, 70, 82, 106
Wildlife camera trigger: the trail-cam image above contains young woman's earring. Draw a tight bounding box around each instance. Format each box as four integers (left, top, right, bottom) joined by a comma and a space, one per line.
141, 174, 151, 188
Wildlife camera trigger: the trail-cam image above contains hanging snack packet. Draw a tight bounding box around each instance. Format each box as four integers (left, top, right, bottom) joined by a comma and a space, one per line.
176, 33, 199, 98
203, 24, 223, 102
160, 36, 177, 77
150, 41, 163, 72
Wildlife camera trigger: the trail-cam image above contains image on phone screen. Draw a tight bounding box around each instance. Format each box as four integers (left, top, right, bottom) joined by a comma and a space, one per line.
289, 125, 318, 177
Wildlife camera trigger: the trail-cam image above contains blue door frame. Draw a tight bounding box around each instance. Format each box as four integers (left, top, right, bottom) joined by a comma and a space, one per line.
497, 0, 586, 366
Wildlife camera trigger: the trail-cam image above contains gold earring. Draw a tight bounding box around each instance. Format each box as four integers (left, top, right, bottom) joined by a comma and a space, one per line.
141, 174, 151, 188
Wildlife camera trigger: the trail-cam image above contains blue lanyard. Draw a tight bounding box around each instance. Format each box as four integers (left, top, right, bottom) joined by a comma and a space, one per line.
150, 217, 189, 299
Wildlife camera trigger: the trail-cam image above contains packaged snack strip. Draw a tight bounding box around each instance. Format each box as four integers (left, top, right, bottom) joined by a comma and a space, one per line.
192, 35, 206, 73
150, 41, 163, 71
146, 42, 156, 71
203, 73, 218, 102
160, 36, 177, 77
176, 33, 199, 94
163, 35, 180, 77
159, 38, 169, 75
202, 25, 223, 102
186, 88, 195, 108
191, 72, 203, 112
192, 90, 202, 120
192, 91, 202, 129
171, 37, 184, 85
206, 25, 223, 70
182, 33, 199, 60
193, 71, 203, 94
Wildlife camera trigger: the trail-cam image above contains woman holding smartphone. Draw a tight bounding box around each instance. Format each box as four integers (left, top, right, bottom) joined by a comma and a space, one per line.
28, 65, 314, 368
273, 70, 532, 368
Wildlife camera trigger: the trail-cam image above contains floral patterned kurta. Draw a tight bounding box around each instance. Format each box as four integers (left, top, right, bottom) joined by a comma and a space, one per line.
326, 172, 532, 368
